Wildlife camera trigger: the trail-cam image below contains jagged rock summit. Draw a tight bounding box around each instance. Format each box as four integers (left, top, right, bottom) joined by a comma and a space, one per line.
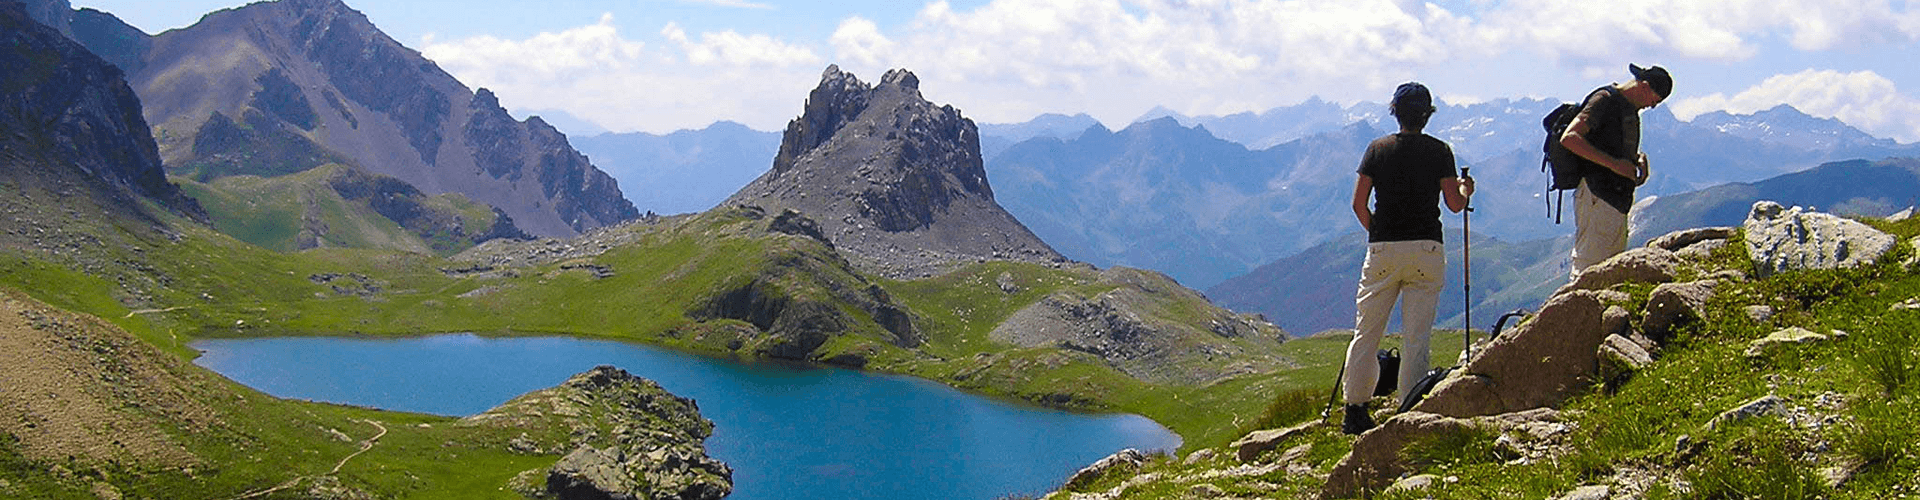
121, 0, 636, 237
724, 65, 1065, 278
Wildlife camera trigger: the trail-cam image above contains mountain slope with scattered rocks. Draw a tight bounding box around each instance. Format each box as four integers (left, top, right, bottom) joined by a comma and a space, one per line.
1046, 202, 1920, 499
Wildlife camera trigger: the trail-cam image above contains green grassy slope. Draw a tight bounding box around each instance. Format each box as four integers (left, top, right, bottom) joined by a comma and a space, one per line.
176, 163, 517, 256
1047, 216, 1920, 499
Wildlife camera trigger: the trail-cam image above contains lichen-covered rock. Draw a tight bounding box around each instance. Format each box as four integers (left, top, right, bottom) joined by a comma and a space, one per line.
1744, 201, 1897, 277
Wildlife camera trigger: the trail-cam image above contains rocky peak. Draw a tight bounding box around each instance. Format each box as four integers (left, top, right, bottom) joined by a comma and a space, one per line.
773, 65, 873, 175
726, 66, 1064, 278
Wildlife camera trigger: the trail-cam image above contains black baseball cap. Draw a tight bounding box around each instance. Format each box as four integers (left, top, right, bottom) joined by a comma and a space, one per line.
1391, 82, 1434, 117
1631, 64, 1673, 99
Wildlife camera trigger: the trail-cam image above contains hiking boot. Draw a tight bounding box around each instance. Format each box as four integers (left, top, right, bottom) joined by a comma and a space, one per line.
1342, 404, 1375, 435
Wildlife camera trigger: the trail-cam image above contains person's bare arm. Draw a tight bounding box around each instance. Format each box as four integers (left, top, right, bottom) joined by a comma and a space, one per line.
1352, 174, 1373, 231
1560, 114, 1649, 184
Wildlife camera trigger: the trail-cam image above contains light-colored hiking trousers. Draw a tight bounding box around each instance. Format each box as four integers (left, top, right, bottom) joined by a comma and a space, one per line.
1342, 239, 1445, 405
1570, 179, 1629, 280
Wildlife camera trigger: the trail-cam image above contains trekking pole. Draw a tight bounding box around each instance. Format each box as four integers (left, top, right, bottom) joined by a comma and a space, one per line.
1324, 361, 1347, 423
1461, 167, 1473, 361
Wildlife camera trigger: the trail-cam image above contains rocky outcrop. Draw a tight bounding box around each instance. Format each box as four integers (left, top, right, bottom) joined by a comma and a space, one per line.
724, 65, 1065, 278
1745, 201, 1897, 277
1061, 448, 1148, 491
987, 268, 1285, 384
0, 0, 200, 220
463, 366, 731, 500
126, 0, 635, 238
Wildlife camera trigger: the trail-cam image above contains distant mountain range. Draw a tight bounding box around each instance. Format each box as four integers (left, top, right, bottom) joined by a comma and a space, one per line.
39, 0, 637, 240
554, 90, 1919, 291
1211, 157, 1920, 336
572, 121, 778, 215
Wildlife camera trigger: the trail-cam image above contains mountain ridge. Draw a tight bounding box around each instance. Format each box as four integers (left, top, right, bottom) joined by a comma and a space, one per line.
118, 0, 637, 238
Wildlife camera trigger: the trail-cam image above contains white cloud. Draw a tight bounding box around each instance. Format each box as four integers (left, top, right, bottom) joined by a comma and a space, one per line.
662, 22, 822, 67
420, 14, 821, 133
1670, 69, 1920, 143
1476, 0, 1920, 71
413, 0, 1919, 136
674, 0, 776, 9
826, 0, 1472, 124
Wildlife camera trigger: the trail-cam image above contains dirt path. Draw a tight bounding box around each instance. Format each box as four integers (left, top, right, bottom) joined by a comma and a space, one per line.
124, 305, 191, 317
223, 419, 388, 500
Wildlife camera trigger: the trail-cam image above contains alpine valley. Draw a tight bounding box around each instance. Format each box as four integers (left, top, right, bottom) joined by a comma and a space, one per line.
7, 0, 1920, 499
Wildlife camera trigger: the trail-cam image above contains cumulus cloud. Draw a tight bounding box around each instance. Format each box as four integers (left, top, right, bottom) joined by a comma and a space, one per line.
1477, 0, 1920, 71
828, 0, 1471, 124
420, 14, 821, 133
414, 0, 1919, 135
1670, 69, 1920, 143
674, 0, 775, 9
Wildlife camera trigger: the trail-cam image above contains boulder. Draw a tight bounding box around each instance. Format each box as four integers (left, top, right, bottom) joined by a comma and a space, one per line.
1744, 201, 1897, 277
1322, 412, 1482, 498
1744, 327, 1829, 357
1231, 421, 1318, 462
1559, 247, 1682, 294
1386, 474, 1442, 493
1062, 448, 1147, 491
1552, 484, 1612, 500
1647, 227, 1736, 253
1183, 448, 1217, 465
548, 446, 639, 500
1745, 305, 1777, 323
1323, 410, 1552, 498
1415, 291, 1609, 418
1706, 395, 1789, 431
1641, 280, 1720, 342
1598, 334, 1655, 392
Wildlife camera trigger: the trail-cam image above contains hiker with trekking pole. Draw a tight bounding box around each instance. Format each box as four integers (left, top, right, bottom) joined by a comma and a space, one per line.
1333, 82, 1474, 435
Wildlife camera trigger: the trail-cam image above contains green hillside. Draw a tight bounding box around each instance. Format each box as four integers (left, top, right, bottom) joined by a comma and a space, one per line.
176, 163, 521, 256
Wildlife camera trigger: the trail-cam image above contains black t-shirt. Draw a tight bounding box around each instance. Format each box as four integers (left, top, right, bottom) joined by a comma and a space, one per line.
1574, 86, 1638, 213
1358, 132, 1457, 243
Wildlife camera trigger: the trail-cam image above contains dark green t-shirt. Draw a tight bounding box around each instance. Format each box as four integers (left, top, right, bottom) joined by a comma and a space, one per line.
1358, 132, 1457, 243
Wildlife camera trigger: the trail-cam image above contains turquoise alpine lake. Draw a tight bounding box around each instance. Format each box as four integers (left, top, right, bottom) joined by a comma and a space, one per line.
190, 334, 1181, 499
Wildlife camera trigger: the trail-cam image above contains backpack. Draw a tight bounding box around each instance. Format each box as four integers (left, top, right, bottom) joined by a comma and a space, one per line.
1540, 87, 1621, 223
1373, 348, 1401, 397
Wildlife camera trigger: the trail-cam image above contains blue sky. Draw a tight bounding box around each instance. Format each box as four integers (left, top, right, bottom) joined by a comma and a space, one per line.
73, 0, 1920, 142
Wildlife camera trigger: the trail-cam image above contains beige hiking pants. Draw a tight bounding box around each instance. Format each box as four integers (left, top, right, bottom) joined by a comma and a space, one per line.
1343, 239, 1445, 405
1570, 179, 1629, 280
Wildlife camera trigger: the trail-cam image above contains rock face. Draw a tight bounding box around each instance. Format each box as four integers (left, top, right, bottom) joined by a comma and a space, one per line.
1745, 201, 1897, 277
122, 0, 636, 237
724, 65, 1065, 278
0, 0, 199, 219
462, 366, 731, 500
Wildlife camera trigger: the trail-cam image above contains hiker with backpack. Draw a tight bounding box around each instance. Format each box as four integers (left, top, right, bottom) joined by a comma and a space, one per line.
1339, 82, 1474, 435
1554, 64, 1674, 279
